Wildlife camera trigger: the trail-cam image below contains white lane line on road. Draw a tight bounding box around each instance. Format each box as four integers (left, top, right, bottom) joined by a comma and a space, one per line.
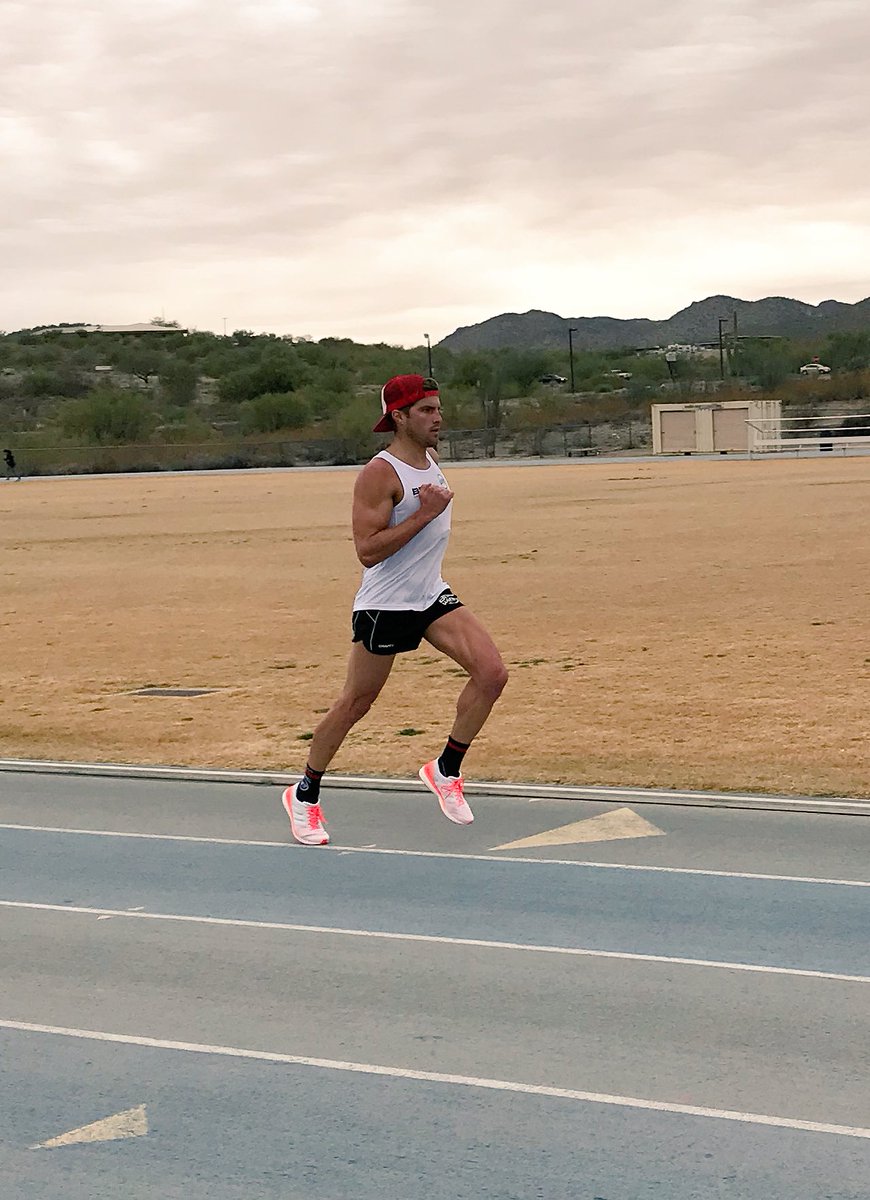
2, 900, 868, 985
1, 821, 869, 888
2, 1018, 869, 1140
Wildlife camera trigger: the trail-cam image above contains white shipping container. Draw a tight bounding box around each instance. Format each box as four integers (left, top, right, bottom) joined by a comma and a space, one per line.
651, 400, 781, 454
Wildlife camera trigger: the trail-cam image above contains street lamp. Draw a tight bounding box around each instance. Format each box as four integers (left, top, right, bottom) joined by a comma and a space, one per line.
424, 333, 433, 377
568, 327, 578, 393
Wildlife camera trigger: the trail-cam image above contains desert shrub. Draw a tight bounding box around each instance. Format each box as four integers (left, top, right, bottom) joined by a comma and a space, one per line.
239, 391, 310, 433
61, 388, 154, 443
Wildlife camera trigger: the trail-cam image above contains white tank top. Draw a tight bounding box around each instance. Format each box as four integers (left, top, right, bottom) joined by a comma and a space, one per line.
353, 450, 452, 611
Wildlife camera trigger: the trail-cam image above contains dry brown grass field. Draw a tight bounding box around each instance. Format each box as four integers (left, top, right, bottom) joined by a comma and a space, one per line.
1, 455, 868, 796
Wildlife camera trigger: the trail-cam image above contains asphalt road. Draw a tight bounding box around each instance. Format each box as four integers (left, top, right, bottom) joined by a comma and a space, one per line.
1, 769, 868, 1199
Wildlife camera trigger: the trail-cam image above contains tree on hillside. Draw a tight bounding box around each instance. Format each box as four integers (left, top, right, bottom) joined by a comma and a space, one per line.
22, 367, 88, 399
826, 331, 870, 372
354, 342, 427, 382
160, 361, 198, 407
61, 388, 154, 443
219, 358, 297, 404
449, 354, 505, 446
114, 343, 167, 386
495, 348, 551, 392
318, 366, 354, 397
332, 394, 381, 458
732, 340, 795, 389
239, 391, 309, 434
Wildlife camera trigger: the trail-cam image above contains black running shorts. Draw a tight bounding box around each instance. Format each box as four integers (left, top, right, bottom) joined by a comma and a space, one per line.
351, 588, 463, 655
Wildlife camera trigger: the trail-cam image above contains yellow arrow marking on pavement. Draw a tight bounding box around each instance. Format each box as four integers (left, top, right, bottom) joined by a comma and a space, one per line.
491, 807, 665, 851
31, 1104, 148, 1149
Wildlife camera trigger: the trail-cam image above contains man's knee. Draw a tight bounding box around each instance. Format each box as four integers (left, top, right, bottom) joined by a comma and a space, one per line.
493, 662, 509, 697
344, 688, 381, 723
477, 660, 509, 701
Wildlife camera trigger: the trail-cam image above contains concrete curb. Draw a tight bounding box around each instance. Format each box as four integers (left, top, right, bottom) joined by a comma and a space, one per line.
1, 758, 868, 817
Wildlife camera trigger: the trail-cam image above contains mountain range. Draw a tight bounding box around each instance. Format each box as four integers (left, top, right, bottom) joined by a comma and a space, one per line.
437, 295, 870, 353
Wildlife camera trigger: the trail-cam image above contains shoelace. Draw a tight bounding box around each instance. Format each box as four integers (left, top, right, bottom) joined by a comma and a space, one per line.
306, 803, 327, 830
442, 778, 466, 807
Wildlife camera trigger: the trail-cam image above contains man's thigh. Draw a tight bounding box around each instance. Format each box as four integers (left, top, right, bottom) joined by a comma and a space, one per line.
422, 606, 504, 676
341, 639, 396, 699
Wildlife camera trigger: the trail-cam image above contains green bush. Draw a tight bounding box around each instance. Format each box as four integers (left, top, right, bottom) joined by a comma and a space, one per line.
159, 361, 198, 407
219, 359, 297, 404
61, 388, 155, 444
239, 391, 310, 433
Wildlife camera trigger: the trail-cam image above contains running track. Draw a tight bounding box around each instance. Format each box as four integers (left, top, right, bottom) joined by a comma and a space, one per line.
1, 769, 868, 1199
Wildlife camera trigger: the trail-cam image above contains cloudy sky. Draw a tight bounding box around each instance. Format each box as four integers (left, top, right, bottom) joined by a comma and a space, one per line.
2, 0, 869, 344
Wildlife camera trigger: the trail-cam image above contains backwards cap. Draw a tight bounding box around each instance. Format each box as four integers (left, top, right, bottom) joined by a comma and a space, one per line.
373, 374, 439, 433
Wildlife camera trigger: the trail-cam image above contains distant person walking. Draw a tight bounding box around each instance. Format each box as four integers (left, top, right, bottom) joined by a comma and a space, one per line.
3, 449, 20, 481
282, 374, 509, 846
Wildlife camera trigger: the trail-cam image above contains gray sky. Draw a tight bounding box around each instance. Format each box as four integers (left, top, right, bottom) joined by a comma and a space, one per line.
3, 0, 869, 344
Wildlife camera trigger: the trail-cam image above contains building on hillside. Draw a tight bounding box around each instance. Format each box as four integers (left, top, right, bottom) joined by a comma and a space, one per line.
639, 335, 788, 360
33, 323, 188, 336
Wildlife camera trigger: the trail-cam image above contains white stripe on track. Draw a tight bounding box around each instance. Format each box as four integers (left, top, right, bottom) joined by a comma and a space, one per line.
1, 1018, 868, 1140
4, 756, 870, 811
1, 821, 868, 888
2, 899, 867, 985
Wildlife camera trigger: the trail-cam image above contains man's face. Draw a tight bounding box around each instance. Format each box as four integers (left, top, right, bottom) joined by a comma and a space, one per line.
396, 395, 442, 447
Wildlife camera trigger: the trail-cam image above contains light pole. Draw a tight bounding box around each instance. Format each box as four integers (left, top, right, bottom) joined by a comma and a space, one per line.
424, 333, 433, 377
568, 327, 578, 393
718, 318, 729, 380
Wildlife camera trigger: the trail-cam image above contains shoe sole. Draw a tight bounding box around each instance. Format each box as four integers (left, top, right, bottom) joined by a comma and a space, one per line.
282, 787, 329, 845
418, 765, 474, 825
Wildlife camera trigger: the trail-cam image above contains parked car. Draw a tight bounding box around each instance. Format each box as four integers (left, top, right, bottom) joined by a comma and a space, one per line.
799, 362, 831, 376
539, 374, 567, 384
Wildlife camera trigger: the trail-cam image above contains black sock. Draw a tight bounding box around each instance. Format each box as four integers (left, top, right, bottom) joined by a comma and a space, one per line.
437, 737, 470, 779
297, 764, 324, 803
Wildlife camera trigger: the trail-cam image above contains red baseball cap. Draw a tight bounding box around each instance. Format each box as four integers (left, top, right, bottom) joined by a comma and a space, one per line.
373, 374, 439, 433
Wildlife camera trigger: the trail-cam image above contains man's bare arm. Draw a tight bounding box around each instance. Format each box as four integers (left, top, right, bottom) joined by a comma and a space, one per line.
352, 459, 453, 568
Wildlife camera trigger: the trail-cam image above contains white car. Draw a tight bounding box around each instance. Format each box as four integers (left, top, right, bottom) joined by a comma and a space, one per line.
799, 362, 831, 376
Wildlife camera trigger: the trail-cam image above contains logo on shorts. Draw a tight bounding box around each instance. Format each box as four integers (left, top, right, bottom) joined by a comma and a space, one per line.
439, 592, 459, 606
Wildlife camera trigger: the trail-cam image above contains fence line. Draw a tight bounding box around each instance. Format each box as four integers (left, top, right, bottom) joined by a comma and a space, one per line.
747, 413, 870, 456
5, 421, 653, 475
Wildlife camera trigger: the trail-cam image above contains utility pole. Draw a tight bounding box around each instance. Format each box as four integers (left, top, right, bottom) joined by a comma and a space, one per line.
568, 327, 578, 393
718, 318, 729, 380
424, 333, 433, 377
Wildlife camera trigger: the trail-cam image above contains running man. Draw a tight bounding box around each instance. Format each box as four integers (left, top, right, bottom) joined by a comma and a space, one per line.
3, 449, 20, 481
283, 374, 509, 846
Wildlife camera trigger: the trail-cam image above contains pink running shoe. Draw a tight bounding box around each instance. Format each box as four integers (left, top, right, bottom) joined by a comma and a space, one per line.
282, 784, 329, 846
419, 760, 474, 825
